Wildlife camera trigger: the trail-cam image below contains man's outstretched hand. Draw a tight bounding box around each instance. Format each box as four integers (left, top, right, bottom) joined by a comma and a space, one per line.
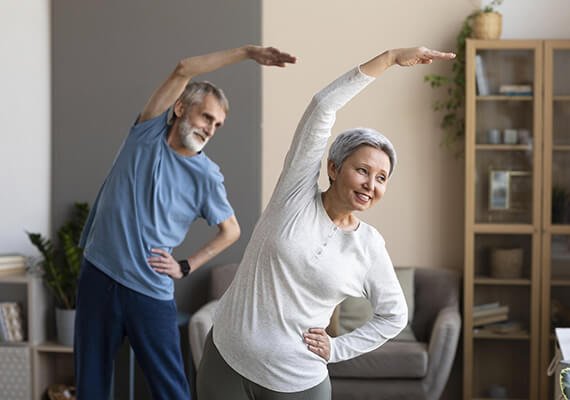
247, 45, 297, 67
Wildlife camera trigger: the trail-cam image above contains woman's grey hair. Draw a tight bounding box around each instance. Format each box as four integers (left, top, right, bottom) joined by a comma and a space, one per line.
179, 81, 229, 114
328, 127, 397, 179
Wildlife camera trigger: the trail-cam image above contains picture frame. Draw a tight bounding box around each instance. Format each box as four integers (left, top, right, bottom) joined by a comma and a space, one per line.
489, 170, 510, 210
489, 170, 532, 211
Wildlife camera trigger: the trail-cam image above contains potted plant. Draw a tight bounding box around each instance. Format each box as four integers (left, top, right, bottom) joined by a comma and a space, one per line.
27, 202, 89, 347
562, 366, 570, 399
424, 0, 504, 151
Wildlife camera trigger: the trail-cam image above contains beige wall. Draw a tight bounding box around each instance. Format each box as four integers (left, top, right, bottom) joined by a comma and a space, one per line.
262, 1, 475, 270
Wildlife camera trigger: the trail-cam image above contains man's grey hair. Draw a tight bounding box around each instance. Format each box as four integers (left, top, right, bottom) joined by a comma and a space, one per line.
328, 127, 397, 178
179, 81, 229, 114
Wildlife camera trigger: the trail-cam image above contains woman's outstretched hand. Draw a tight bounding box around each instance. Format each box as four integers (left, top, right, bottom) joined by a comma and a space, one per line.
391, 46, 456, 67
360, 46, 455, 77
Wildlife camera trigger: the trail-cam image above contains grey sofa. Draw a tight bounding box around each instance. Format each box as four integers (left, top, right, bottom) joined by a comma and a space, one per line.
188, 264, 460, 400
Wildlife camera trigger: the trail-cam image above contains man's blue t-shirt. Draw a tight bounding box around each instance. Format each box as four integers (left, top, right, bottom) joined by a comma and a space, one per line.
80, 110, 234, 300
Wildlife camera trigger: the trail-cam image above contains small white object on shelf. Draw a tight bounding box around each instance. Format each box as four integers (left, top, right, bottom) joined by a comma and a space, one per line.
499, 84, 532, 96
503, 128, 518, 144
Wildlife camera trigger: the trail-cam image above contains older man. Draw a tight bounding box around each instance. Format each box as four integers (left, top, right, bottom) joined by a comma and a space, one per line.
75, 45, 296, 400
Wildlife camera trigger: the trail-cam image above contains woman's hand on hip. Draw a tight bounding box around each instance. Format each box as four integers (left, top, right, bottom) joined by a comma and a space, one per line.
147, 248, 183, 279
304, 328, 331, 361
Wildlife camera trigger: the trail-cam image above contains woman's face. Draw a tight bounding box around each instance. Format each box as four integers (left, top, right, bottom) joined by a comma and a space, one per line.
327, 145, 391, 213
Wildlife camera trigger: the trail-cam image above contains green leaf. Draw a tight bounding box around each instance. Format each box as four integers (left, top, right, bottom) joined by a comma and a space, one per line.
26, 202, 90, 309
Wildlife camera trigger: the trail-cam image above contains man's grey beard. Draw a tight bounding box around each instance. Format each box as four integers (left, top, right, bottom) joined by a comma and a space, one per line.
179, 119, 208, 153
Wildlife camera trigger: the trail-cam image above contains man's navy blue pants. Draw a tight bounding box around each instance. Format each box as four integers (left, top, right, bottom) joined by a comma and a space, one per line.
74, 258, 190, 400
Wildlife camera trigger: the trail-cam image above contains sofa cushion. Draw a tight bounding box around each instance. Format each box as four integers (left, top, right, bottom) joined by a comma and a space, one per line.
336, 267, 416, 341
209, 263, 239, 300
189, 300, 219, 366
328, 340, 428, 379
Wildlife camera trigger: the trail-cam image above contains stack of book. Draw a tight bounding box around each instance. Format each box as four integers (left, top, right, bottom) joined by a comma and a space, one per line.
0, 302, 24, 342
0, 254, 26, 277
499, 84, 533, 96
473, 302, 509, 327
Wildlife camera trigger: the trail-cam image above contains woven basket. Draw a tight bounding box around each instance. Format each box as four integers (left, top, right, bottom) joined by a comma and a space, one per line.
490, 248, 523, 279
471, 12, 502, 40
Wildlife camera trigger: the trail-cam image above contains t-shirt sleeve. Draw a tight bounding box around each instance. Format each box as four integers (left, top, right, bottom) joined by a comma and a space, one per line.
129, 108, 171, 142
201, 171, 235, 226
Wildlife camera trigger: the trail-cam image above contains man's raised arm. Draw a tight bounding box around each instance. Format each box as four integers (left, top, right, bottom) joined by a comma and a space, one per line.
139, 45, 296, 122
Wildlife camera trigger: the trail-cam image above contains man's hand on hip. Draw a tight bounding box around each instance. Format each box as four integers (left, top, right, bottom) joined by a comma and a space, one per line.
148, 248, 183, 279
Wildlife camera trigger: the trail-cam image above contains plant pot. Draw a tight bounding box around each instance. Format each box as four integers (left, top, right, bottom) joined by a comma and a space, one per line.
55, 308, 76, 347
472, 12, 502, 40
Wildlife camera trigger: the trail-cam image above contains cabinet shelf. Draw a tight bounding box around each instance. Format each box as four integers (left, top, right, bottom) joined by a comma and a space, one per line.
0, 341, 30, 347
551, 279, 570, 287
476, 144, 533, 151
477, 95, 533, 101
553, 95, 570, 101
473, 224, 534, 234
36, 341, 73, 354
474, 277, 531, 286
473, 398, 527, 400
550, 226, 570, 234
553, 145, 570, 151
0, 271, 31, 283
473, 331, 530, 340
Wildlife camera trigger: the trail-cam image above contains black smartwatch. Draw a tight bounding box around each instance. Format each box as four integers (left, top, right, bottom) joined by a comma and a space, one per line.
178, 260, 191, 277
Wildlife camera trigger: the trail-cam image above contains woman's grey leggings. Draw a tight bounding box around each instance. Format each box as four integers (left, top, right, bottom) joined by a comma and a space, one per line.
197, 330, 332, 400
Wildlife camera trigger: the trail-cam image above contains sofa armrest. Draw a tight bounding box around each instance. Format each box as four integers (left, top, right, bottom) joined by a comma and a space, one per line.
189, 300, 219, 367
423, 305, 461, 400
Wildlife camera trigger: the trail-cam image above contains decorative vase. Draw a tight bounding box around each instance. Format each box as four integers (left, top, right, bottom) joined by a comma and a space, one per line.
55, 308, 76, 347
472, 12, 502, 40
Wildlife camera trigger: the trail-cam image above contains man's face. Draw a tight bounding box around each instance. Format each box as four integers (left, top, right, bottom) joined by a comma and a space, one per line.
179, 94, 226, 153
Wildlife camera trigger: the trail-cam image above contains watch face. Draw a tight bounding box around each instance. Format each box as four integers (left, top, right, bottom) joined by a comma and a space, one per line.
180, 260, 190, 276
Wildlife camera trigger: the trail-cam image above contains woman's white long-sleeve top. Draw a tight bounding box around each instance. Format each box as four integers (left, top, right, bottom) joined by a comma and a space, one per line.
213, 66, 408, 392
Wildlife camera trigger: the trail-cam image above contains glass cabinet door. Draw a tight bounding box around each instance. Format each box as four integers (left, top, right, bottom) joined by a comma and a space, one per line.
550, 46, 570, 225
473, 48, 539, 225
541, 41, 570, 400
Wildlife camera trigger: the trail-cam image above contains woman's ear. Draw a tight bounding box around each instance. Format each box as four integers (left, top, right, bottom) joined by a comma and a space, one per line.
327, 160, 337, 183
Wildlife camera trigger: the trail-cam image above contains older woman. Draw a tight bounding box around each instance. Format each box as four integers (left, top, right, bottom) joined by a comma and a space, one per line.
197, 46, 455, 400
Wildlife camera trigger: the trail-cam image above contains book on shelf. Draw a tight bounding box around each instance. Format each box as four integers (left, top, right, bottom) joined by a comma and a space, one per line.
0, 254, 26, 265
473, 313, 509, 327
0, 310, 8, 341
473, 302, 509, 327
475, 55, 490, 96
0, 253, 26, 276
473, 304, 509, 319
0, 302, 24, 342
473, 302, 500, 312
476, 321, 525, 335
499, 84, 532, 96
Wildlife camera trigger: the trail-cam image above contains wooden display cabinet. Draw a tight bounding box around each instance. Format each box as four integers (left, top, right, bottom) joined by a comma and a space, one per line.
464, 39, 542, 400
464, 38, 570, 400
